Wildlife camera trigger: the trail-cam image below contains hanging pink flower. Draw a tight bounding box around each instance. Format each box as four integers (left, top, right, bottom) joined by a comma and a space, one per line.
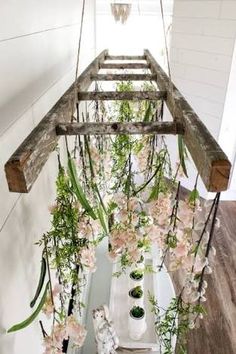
147, 193, 172, 227
129, 248, 142, 263
80, 246, 97, 272
43, 336, 63, 354
182, 255, 194, 271
52, 284, 63, 297
173, 241, 189, 258
66, 315, 87, 347
117, 209, 129, 223
177, 200, 194, 229
78, 217, 94, 240
182, 278, 200, 304
156, 229, 167, 249
53, 323, 67, 345
113, 193, 126, 207
145, 224, 160, 243
42, 295, 54, 319
107, 249, 119, 262
110, 228, 127, 250
193, 255, 208, 274
110, 225, 138, 253
127, 197, 140, 211
42, 323, 67, 354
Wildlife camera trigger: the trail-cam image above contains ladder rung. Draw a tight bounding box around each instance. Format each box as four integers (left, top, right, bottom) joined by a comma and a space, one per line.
56, 122, 184, 136
78, 91, 166, 101
100, 63, 149, 69
91, 74, 156, 81
105, 55, 146, 60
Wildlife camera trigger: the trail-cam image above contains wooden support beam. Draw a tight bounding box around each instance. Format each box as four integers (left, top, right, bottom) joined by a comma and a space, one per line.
100, 63, 149, 69
56, 121, 184, 136
78, 91, 166, 101
4, 50, 108, 193
91, 74, 156, 81
145, 49, 231, 192
105, 55, 145, 60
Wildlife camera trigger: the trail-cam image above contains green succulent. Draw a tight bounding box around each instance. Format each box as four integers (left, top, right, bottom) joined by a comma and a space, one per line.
129, 285, 143, 298
130, 306, 145, 319
130, 269, 144, 280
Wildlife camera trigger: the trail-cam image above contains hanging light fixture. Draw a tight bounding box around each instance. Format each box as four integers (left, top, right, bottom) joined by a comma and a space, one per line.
111, 0, 132, 24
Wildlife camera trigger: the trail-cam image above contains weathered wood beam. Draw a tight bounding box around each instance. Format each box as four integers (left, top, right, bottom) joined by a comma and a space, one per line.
105, 55, 145, 60
78, 91, 166, 101
91, 74, 156, 81
100, 63, 149, 69
145, 49, 231, 192
56, 122, 184, 136
77, 51, 108, 91
5, 50, 108, 193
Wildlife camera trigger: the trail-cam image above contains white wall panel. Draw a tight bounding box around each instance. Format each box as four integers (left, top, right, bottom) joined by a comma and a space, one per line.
173, 18, 236, 38
173, 1, 221, 18
170, 0, 236, 199
0, 26, 78, 134
0, 0, 83, 41
0, 1, 96, 353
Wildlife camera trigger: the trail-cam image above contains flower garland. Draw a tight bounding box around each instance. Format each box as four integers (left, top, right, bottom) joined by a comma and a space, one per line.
7, 81, 220, 354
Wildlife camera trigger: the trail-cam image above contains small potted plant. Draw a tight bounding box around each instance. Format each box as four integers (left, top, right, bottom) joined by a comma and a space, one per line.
128, 306, 147, 340
129, 269, 144, 287
128, 285, 144, 307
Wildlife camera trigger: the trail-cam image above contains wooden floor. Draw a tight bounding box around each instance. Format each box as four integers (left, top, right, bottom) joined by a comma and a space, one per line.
173, 201, 236, 354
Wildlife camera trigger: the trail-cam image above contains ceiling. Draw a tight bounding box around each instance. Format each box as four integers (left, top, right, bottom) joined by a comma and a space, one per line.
96, 0, 174, 16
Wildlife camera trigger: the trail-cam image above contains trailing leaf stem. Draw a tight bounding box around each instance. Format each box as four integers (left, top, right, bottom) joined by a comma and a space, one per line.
197, 193, 220, 293
171, 181, 181, 230
39, 320, 47, 338
193, 195, 217, 259
134, 162, 162, 196
43, 235, 54, 309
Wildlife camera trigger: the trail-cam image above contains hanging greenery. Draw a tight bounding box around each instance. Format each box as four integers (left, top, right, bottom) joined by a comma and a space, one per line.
7, 81, 220, 354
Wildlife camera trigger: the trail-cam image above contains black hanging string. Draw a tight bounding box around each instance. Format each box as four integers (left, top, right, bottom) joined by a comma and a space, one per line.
198, 192, 221, 293
62, 265, 80, 353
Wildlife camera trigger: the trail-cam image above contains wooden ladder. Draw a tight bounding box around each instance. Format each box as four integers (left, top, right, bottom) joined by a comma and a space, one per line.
5, 50, 231, 193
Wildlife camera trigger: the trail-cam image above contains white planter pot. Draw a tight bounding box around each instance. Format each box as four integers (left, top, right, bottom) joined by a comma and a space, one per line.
128, 312, 147, 341
129, 277, 144, 288
128, 293, 144, 308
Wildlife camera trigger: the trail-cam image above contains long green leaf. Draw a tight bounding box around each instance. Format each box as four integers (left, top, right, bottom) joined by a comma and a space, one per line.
97, 206, 109, 234
144, 102, 152, 122
30, 256, 46, 308
68, 156, 97, 220
84, 137, 107, 214
189, 188, 199, 204
7, 282, 49, 333
178, 135, 188, 177
94, 184, 107, 215
147, 186, 159, 202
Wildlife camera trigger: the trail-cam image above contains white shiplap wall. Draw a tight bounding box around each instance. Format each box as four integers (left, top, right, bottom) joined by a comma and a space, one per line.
0, 1, 96, 353
170, 0, 236, 198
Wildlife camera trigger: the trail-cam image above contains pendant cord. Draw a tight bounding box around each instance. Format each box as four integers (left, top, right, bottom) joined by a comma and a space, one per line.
159, 0, 171, 80
159, 0, 177, 121
71, 0, 86, 123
